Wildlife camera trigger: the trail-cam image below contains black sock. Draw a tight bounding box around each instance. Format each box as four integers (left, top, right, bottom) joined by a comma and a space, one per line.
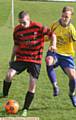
23, 91, 34, 110
3, 80, 12, 96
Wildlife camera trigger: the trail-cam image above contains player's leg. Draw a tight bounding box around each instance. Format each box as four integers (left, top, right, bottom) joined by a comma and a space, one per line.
23, 74, 37, 110
22, 74, 37, 117
1, 68, 17, 98
22, 63, 40, 116
63, 67, 76, 106
45, 51, 59, 96
1, 61, 26, 98
60, 56, 76, 106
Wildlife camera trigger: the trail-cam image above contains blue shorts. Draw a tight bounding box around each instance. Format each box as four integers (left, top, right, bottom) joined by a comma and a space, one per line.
46, 51, 75, 69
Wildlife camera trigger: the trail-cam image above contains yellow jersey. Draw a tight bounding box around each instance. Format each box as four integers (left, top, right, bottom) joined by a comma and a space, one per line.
50, 21, 76, 57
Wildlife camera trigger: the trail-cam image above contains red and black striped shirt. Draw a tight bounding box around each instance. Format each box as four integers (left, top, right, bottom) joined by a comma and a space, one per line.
13, 21, 52, 64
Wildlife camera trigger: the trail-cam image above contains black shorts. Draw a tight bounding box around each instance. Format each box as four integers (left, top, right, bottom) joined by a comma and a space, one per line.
10, 61, 41, 79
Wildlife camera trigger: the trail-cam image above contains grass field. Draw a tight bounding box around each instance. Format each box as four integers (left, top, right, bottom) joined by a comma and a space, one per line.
0, 0, 76, 119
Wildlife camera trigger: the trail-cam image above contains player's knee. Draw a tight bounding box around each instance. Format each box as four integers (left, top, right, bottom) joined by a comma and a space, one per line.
70, 75, 76, 80
6, 73, 13, 81
29, 79, 36, 93
69, 71, 76, 80
45, 56, 54, 66
6, 70, 15, 81
29, 85, 36, 93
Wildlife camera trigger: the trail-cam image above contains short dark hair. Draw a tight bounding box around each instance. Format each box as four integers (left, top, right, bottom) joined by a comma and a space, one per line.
18, 11, 28, 19
62, 6, 74, 15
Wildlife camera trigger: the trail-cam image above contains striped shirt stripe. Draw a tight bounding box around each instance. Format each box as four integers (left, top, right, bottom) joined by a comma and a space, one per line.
14, 21, 52, 64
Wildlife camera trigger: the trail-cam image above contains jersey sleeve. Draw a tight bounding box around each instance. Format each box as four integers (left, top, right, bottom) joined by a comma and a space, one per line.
36, 22, 52, 37
44, 22, 58, 42
13, 26, 20, 45
50, 21, 59, 32
42, 26, 53, 37
71, 24, 76, 41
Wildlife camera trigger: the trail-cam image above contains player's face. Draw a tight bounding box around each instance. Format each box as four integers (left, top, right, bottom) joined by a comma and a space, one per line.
60, 11, 72, 26
19, 15, 30, 27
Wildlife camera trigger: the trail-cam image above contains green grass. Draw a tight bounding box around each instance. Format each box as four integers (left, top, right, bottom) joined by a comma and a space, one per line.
0, 0, 76, 119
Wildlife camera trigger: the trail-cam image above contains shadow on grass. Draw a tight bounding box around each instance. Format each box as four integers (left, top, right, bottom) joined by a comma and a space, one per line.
0, 105, 75, 117
29, 105, 75, 112
30, 106, 51, 111
0, 109, 23, 117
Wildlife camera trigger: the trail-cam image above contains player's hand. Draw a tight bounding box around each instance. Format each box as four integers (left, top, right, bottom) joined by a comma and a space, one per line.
48, 46, 57, 52
9, 61, 14, 66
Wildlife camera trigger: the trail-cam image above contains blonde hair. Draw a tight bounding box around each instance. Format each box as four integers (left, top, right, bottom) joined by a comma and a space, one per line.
62, 6, 74, 15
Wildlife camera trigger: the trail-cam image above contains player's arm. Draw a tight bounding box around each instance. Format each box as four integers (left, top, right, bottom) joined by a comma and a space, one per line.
9, 28, 19, 65
71, 25, 76, 42
10, 45, 18, 62
42, 26, 57, 52
49, 32, 57, 52
70, 25, 76, 51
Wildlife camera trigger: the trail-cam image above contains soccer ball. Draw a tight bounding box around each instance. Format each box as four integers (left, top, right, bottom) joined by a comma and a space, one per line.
4, 100, 19, 114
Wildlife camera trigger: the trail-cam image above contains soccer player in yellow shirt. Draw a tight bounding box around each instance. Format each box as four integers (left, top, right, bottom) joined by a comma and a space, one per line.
46, 6, 76, 107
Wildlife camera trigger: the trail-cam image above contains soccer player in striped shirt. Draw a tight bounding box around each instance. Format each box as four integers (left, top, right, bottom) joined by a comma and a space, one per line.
1, 11, 56, 116
46, 6, 76, 107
